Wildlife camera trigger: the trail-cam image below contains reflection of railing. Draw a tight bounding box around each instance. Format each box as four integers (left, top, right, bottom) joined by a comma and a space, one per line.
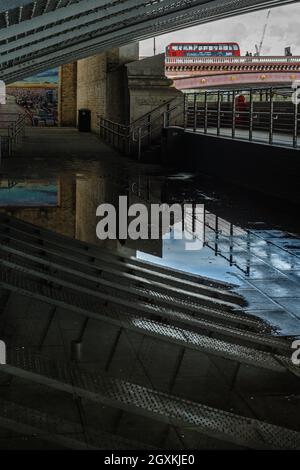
203, 211, 251, 277
0, 113, 26, 158
184, 208, 251, 276
98, 96, 184, 160
184, 86, 300, 148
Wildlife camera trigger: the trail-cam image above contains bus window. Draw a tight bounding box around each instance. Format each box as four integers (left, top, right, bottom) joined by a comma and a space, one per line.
213, 45, 219, 51
223, 45, 229, 50
199, 45, 203, 51
233, 45, 239, 50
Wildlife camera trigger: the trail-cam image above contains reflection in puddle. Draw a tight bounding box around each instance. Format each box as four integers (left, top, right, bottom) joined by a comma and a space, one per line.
0, 179, 59, 207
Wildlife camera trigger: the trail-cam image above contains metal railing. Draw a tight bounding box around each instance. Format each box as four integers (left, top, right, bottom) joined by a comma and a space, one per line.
184, 86, 300, 148
166, 56, 300, 65
99, 86, 299, 155
0, 113, 26, 158
98, 96, 184, 160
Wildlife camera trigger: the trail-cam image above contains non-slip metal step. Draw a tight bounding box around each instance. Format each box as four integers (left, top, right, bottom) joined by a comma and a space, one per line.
0, 213, 233, 290
0, 238, 248, 316
2, 347, 300, 450
0, 252, 290, 353
0, 216, 244, 304
0, 397, 149, 450
0, 233, 248, 323
0, 266, 296, 374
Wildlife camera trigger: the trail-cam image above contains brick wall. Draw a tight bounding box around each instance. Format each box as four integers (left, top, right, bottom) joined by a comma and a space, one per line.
58, 63, 77, 127
58, 45, 139, 131
76, 46, 139, 131
77, 54, 107, 132
126, 54, 182, 122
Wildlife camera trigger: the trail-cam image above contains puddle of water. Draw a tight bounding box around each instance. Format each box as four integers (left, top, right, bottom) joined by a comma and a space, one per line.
1, 150, 300, 334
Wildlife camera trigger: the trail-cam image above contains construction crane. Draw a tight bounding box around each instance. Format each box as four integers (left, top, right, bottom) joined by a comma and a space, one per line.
255, 10, 271, 56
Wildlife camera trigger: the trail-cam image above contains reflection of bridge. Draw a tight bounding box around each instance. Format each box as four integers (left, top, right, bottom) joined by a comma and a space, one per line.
166, 56, 300, 89
0, 0, 297, 83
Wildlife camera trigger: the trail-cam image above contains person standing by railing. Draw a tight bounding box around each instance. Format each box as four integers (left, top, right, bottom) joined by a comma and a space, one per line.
235, 94, 247, 127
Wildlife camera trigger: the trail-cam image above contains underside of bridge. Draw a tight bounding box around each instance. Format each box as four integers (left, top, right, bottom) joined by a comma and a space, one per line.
0, 0, 297, 83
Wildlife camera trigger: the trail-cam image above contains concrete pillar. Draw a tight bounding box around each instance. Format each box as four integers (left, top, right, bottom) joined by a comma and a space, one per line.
76, 44, 139, 131
58, 46, 181, 132
76, 54, 107, 132
126, 54, 182, 122
58, 62, 77, 127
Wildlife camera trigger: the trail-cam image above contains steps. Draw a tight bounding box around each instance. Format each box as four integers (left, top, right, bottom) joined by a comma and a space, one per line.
0, 397, 150, 450
1, 347, 300, 450
0, 214, 299, 449
0, 215, 296, 369
0, 265, 295, 373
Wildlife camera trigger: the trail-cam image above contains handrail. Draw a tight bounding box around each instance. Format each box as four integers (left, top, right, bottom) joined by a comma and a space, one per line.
184, 85, 300, 148
98, 95, 184, 161
0, 112, 26, 159
130, 97, 179, 126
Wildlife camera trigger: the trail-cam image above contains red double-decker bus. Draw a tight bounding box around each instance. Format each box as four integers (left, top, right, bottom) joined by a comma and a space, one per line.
166, 43, 241, 58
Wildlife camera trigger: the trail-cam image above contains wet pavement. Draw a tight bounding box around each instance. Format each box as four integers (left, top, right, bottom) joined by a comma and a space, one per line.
2, 128, 300, 335
0, 127, 299, 449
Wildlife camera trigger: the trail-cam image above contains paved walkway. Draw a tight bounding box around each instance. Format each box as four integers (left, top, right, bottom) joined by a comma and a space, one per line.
187, 127, 299, 148
1, 127, 159, 177
233, 230, 300, 336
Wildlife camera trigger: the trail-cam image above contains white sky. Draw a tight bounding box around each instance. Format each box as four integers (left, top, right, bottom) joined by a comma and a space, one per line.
140, 3, 300, 56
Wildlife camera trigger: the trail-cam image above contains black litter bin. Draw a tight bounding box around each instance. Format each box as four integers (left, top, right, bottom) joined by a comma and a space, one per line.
78, 108, 91, 132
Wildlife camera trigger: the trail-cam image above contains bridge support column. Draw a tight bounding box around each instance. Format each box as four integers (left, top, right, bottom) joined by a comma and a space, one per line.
58, 62, 77, 127
58, 45, 138, 132
58, 48, 183, 133
126, 54, 182, 122
77, 44, 138, 131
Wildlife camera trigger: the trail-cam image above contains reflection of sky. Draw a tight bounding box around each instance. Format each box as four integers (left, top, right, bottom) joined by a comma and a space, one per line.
0, 183, 58, 207
138, 227, 244, 286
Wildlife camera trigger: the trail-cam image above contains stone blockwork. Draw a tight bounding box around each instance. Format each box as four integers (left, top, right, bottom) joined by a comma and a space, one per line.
59, 46, 182, 132
76, 44, 139, 131
76, 54, 107, 132
58, 63, 77, 127
126, 54, 182, 122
